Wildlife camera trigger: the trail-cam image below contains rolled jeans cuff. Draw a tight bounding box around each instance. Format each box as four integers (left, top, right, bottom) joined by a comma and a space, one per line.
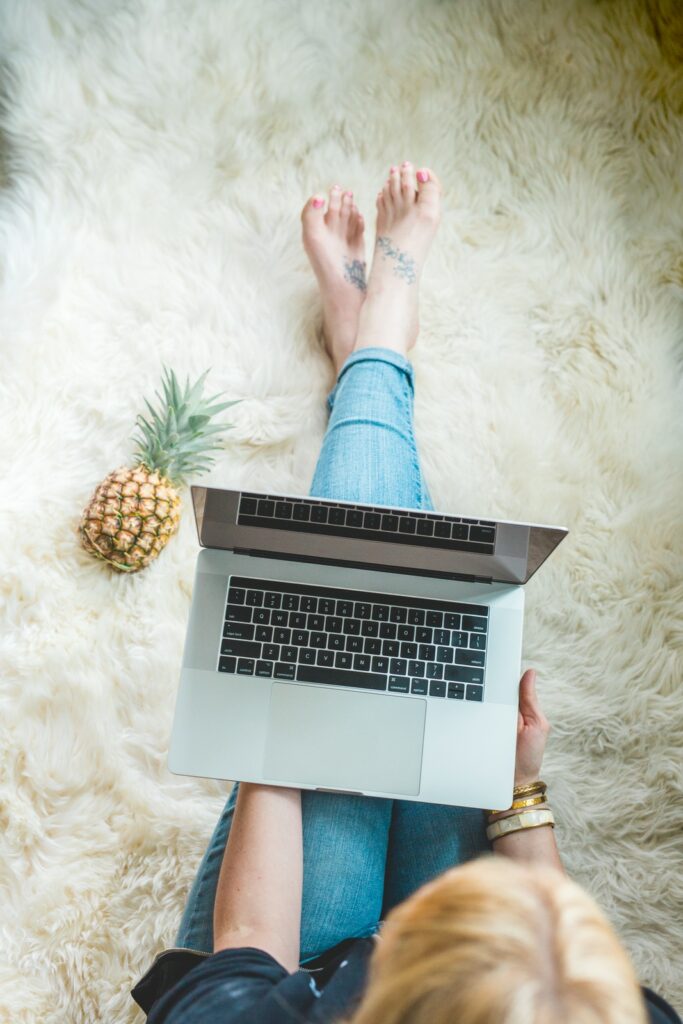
327, 346, 414, 412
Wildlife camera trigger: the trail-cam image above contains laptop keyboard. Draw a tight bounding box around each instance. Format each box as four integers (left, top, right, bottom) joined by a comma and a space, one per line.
237, 493, 497, 555
218, 576, 489, 702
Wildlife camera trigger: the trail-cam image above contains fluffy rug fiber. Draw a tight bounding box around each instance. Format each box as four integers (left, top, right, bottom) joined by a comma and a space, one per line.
1, 0, 682, 1020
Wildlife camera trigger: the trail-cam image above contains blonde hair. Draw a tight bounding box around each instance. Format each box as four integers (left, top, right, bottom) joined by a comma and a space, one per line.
347, 855, 647, 1024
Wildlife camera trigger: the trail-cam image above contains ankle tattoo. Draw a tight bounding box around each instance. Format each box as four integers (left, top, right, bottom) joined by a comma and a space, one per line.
376, 236, 416, 284
343, 257, 367, 292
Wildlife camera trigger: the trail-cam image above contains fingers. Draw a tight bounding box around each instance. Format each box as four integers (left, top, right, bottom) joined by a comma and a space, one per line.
518, 669, 550, 731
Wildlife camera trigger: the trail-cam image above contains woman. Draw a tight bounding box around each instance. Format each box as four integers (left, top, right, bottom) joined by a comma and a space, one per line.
132, 164, 680, 1023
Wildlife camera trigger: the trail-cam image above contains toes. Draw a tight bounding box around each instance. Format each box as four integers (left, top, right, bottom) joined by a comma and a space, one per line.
326, 183, 343, 218
301, 194, 326, 231
340, 189, 354, 220
415, 167, 442, 222
387, 164, 401, 201
400, 160, 417, 200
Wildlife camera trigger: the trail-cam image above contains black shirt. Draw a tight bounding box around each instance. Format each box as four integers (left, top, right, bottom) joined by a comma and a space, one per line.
132, 941, 682, 1024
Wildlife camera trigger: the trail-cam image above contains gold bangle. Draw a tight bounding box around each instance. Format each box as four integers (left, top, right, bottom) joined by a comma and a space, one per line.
511, 794, 547, 810
513, 780, 546, 797
486, 808, 555, 842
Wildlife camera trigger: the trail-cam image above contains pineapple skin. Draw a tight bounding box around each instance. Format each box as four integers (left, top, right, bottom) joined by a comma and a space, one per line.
79, 464, 181, 573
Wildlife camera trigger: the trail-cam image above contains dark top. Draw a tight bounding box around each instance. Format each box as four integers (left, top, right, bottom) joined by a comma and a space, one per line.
132, 941, 682, 1024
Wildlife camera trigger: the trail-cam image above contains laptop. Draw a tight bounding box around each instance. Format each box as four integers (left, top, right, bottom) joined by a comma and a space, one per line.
168, 487, 567, 810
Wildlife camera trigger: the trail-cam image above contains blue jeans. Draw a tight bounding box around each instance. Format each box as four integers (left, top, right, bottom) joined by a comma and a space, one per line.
175, 347, 489, 962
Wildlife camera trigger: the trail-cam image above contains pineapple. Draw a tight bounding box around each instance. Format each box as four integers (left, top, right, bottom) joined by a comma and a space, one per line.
79, 366, 236, 572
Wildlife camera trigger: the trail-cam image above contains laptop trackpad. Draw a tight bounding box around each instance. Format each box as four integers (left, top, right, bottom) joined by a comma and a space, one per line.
263, 683, 426, 795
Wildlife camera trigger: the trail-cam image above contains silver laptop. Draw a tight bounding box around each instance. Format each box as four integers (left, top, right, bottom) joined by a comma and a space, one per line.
168, 488, 567, 810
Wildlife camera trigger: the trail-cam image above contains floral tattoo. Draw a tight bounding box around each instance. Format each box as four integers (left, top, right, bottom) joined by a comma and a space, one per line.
375, 235, 416, 284
343, 257, 367, 292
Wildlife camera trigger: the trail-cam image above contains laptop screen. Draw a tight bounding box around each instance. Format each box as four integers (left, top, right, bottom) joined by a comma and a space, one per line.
191, 487, 567, 585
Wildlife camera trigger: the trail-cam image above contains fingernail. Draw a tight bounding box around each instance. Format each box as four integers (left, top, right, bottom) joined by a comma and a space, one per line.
417, 169, 430, 183
312, 197, 324, 208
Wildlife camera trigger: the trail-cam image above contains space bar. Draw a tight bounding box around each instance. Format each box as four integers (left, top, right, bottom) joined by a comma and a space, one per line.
296, 665, 387, 691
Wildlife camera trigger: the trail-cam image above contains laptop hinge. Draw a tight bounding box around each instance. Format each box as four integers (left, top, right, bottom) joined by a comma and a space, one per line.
231, 547, 493, 585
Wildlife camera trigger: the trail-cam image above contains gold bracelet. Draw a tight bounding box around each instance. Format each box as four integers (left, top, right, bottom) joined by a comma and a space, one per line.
486, 808, 555, 842
513, 780, 546, 798
486, 791, 547, 817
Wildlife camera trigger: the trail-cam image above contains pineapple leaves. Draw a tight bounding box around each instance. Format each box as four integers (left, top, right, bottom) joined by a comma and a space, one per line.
130, 365, 239, 485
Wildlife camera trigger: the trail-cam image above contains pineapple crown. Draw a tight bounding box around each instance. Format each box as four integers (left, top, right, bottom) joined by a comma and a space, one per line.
131, 365, 238, 485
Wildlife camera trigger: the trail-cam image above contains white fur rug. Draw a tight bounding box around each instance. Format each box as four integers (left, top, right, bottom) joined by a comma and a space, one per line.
1, 0, 681, 1019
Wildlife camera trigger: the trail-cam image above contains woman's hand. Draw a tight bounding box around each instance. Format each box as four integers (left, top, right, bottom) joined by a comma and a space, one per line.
514, 669, 550, 786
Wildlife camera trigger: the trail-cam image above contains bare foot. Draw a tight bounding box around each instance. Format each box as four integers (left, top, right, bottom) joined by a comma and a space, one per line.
301, 184, 367, 374
354, 162, 441, 357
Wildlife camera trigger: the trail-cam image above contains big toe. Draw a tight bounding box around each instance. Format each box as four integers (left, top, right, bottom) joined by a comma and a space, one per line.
301, 194, 326, 233
416, 168, 442, 221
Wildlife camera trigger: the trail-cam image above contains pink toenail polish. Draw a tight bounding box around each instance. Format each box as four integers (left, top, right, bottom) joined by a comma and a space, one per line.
332, 184, 341, 189
390, 165, 398, 172
312, 197, 324, 208
401, 161, 410, 167
344, 190, 353, 197
417, 169, 430, 182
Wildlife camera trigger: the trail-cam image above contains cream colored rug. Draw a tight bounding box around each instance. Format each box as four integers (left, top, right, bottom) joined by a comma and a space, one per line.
1, 0, 682, 1020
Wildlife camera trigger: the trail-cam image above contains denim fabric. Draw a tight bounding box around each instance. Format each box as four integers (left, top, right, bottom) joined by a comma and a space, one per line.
175, 347, 489, 962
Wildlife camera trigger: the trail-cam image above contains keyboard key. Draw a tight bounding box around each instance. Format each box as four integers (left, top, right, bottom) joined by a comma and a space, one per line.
379, 622, 397, 638
426, 611, 442, 627
451, 631, 468, 647
290, 612, 307, 629
264, 592, 281, 609
263, 644, 279, 660
237, 658, 255, 675
408, 660, 423, 676
296, 664, 386, 691
256, 660, 274, 677
429, 680, 446, 697
299, 648, 316, 664
408, 609, 425, 625
293, 504, 310, 521
463, 615, 488, 633
447, 682, 465, 699
381, 514, 399, 531
319, 598, 336, 615
275, 502, 292, 519
470, 633, 487, 651
361, 621, 379, 637
292, 630, 309, 646
399, 518, 417, 534
433, 521, 450, 538
228, 587, 245, 604
257, 500, 275, 517
434, 628, 450, 646
437, 646, 454, 663
383, 640, 400, 657
300, 597, 317, 613
317, 649, 334, 666
281, 646, 298, 663
347, 510, 364, 527
444, 613, 461, 629
397, 625, 414, 641
390, 658, 408, 675
326, 616, 343, 633
417, 520, 434, 536
456, 649, 485, 667
328, 507, 346, 525
390, 607, 407, 624
444, 666, 484, 684
355, 603, 371, 619
336, 601, 354, 617
310, 632, 327, 649
310, 506, 328, 523
218, 656, 236, 673
451, 523, 468, 540
372, 656, 389, 673
226, 605, 251, 622
222, 639, 260, 658
335, 651, 353, 669
271, 610, 288, 627
470, 527, 495, 543
344, 618, 361, 635
364, 512, 381, 529
411, 678, 428, 695
388, 675, 410, 692
415, 626, 431, 643
419, 644, 436, 661
466, 684, 484, 701
274, 662, 295, 679
353, 654, 371, 672
255, 626, 272, 643
246, 590, 263, 606
426, 662, 443, 679
240, 497, 257, 515
223, 621, 255, 640
346, 635, 363, 652
283, 594, 299, 611
273, 627, 291, 645
364, 638, 381, 654
373, 604, 390, 621
253, 608, 270, 625
308, 614, 325, 631
400, 642, 417, 659
329, 634, 344, 650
